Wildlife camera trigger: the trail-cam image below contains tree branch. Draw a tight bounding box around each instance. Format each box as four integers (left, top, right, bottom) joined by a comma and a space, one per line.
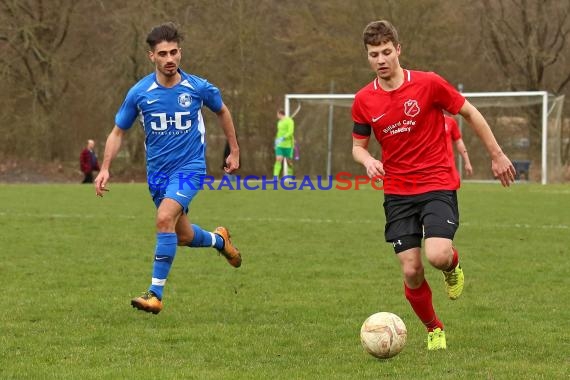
555, 71, 570, 93
54, 0, 76, 50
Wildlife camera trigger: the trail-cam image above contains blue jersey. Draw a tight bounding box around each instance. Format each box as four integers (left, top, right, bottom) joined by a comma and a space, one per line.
115, 69, 223, 176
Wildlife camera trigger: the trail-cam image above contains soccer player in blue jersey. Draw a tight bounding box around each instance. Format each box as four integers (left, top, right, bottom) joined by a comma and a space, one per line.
94, 22, 242, 315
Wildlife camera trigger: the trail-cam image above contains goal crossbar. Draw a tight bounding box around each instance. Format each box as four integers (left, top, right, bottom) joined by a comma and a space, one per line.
285, 91, 549, 184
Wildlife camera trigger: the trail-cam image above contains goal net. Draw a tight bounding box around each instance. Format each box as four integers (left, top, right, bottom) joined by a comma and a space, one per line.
285, 92, 565, 184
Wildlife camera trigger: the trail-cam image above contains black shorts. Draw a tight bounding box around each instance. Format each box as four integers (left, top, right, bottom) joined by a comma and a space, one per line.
383, 190, 459, 252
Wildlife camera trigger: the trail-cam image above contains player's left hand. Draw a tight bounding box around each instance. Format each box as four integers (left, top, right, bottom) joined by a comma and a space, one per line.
94, 169, 111, 197
274, 137, 285, 147
224, 151, 240, 173
492, 153, 515, 187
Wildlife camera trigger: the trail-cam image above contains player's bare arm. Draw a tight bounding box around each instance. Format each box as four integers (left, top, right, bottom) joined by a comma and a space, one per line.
454, 139, 473, 175
94, 126, 126, 197
459, 100, 515, 186
216, 103, 240, 173
352, 137, 385, 178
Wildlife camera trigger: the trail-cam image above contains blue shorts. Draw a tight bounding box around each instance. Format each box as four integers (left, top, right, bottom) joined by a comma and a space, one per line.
148, 171, 205, 213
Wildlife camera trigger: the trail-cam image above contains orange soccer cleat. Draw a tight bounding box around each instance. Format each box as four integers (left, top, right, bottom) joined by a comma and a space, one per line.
213, 226, 242, 268
131, 291, 163, 314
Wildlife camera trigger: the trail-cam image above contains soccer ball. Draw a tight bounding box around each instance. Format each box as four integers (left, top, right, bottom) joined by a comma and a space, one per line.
360, 312, 407, 359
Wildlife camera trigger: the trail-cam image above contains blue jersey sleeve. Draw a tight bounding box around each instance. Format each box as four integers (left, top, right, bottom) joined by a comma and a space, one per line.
200, 80, 223, 113
114, 87, 139, 130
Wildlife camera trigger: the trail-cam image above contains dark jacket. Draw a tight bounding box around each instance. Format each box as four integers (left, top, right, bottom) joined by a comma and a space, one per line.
80, 148, 100, 174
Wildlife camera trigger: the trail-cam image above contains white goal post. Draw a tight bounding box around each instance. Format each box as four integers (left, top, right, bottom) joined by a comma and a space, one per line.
285, 91, 563, 184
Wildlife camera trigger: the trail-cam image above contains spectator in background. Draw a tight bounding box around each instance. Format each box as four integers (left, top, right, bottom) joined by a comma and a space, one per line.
444, 115, 473, 182
80, 139, 100, 183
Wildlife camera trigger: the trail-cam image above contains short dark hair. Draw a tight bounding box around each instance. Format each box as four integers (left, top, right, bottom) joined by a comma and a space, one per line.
146, 22, 183, 50
277, 109, 285, 115
362, 20, 399, 49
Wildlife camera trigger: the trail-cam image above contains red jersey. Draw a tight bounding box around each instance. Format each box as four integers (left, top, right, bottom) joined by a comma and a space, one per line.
444, 115, 461, 187
352, 69, 465, 195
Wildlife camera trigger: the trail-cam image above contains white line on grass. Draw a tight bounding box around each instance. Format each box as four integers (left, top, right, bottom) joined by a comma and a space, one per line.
461, 222, 569, 229
0, 212, 567, 230
0, 212, 137, 219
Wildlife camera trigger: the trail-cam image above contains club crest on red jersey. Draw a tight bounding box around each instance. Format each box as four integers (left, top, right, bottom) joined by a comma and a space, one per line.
403, 99, 420, 117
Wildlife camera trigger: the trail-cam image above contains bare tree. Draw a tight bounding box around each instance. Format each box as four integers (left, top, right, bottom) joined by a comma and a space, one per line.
1, 0, 569, 180
480, 0, 570, 92
0, 0, 79, 159
168, 0, 291, 175
479, 0, 570, 168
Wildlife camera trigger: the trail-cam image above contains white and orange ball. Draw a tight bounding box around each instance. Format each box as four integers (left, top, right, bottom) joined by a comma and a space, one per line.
360, 312, 407, 359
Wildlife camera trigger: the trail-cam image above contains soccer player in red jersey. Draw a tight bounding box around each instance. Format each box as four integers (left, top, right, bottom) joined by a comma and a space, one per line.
351, 20, 516, 350
444, 114, 473, 184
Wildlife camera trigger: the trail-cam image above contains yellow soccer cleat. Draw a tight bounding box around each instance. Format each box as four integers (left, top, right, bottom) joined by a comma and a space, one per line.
443, 264, 464, 300
427, 328, 447, 350
131, 291, 163, 315
214, 226, 242, 268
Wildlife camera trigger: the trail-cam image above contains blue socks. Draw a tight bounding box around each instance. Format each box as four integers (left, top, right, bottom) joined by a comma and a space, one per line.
149, 232, 178, 300
188, 224, 224, 250
148, 226, 224, 300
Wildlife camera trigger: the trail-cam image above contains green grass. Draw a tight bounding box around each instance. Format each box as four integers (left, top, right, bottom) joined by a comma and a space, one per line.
0, 182, 569, 379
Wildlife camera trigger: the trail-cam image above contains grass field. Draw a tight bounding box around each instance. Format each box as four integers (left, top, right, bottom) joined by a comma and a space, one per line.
1, 182, 569, 379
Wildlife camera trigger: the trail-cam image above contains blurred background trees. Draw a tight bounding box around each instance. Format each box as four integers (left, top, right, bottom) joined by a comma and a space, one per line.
0, 0, 569, 179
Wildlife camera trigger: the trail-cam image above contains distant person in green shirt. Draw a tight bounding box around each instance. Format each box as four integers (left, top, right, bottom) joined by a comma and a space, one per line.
273, 109, 295, 177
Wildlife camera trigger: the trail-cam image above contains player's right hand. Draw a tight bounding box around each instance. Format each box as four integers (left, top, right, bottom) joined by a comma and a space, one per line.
94, 169, 110, 197
364, 157, 385, 179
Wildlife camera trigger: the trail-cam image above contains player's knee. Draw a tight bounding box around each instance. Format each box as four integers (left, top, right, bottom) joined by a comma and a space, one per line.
425, 246, 453, 270
402, 263, 424, 284
155, 213, 176, 232
427, 254, 448, 270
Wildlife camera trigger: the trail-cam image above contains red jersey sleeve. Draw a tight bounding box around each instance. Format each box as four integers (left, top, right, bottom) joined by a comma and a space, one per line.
352, 93, 371, 139
352, 93, 368, 124
446, 116, 461, 141
430, 73, 465, 115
